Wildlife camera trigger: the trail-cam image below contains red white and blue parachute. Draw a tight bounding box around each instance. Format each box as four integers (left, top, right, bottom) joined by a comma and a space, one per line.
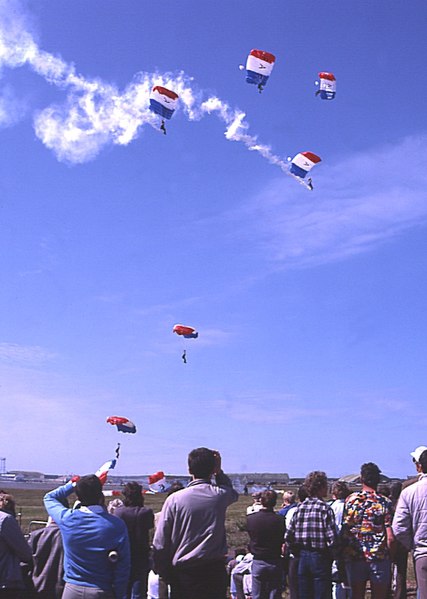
149, 86, 179, 120
107, 416, 137, 434
148, 470, 169, 493
289, 152, 322, 179
316, 72, 336, 100
244, 49, 276, 91
173, 324, 198, 339
96, 458, 117, 485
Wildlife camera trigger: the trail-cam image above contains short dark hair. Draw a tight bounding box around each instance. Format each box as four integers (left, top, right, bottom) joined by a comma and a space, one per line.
261, 489, 277, 509
304, 471, 328, 497
360, 462, 381, 489
297, 485, 309, 502
332, 481, 350, 500
123, 482, 144, 507
188, 447, 216, 479
378, 483, 391, 497
419, 450, 427, 473
167, 481, 184, 496
75, 475, 103, 506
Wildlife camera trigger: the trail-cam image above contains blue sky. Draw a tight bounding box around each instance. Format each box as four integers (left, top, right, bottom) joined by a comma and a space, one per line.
0, 0, 426, 478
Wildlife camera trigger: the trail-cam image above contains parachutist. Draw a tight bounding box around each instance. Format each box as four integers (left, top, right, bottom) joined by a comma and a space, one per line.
115, 443, 121, 460
160, 120, 167, 135
257, 84, 264, 93
307, 178, 314, 191
182, 350, 187, 364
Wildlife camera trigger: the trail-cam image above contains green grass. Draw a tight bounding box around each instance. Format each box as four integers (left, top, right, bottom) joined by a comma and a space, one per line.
9, 487, 255, 547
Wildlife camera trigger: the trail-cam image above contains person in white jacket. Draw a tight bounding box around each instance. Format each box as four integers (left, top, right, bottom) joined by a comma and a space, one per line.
393, 448, 427, 598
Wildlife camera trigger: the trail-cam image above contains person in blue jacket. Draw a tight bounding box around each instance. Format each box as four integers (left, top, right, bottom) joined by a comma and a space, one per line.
44, 474, 130, 599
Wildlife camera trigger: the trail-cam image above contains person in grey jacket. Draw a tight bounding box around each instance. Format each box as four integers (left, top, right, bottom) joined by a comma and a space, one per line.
27, 495, 69, 598
0, 492, 32, 598
393, 449, 427, 597
152, 448, 238, 599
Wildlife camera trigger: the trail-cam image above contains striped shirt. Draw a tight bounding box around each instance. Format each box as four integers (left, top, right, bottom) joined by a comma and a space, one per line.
284, 497, 337, 552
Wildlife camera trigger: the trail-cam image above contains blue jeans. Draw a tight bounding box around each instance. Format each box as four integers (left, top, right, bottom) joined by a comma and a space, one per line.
251, 558, 283, 599
298, 550, 332, 599
345, 558, 391, 585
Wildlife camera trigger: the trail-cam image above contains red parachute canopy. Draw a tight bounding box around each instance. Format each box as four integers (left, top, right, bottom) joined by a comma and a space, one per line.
148, 471, 165, 485
318, 71, 336, 81
106, 416, 137, 434
173, 324, 198, 338
151, 86, 179, 100
300, 151, 322, 164
250, 49, 276, 64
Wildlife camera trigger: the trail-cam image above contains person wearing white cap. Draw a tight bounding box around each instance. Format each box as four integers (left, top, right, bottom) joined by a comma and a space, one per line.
411, 446, 427, 466
402, 446, 427, 491
393, 449, 427, 598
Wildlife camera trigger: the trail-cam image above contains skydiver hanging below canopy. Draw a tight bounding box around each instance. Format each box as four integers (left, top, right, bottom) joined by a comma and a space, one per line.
315, 72, 337, 100
173, 324, 198, 363
288, 152, 321, 190
149, 86, 179, 135
241, 49, 276, 94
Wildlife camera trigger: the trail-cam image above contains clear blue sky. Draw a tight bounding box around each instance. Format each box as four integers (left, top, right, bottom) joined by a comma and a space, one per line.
1, 0, 426, 478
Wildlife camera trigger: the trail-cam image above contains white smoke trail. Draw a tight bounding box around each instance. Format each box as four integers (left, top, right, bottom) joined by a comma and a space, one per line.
0, 1, 303, 181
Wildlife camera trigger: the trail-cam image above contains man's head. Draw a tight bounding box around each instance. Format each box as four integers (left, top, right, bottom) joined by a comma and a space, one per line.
331, 481, 350, 500
188, 447, 216, 479
418, 450, 427, 474
260, 489, 277, 509
304, 471, 328, 498
251, 491, 262, 504
75, 475, 104, 506
360, 462, 381, 490
411, 446, 427, 473
281, 490, 295, 506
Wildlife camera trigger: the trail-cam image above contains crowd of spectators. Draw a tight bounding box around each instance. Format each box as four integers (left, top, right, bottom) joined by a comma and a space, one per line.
0, 445, 426, 599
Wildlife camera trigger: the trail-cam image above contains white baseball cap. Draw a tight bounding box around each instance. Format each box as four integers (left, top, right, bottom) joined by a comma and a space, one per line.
410, 446, 427, 462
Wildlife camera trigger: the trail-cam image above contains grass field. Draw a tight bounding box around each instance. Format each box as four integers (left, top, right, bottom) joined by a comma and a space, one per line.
4, 486, 418, 597
7, 485, 252, 547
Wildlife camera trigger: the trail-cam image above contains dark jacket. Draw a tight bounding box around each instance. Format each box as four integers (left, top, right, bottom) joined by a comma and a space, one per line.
0, 509, 32, 589
246, 509, 284, 560
114, 506, 154, 576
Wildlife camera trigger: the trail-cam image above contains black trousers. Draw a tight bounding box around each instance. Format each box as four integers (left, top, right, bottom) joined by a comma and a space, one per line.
170, 560, 228, 599
0, 591, 24, 599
